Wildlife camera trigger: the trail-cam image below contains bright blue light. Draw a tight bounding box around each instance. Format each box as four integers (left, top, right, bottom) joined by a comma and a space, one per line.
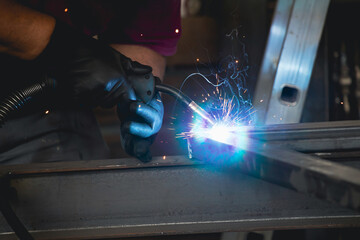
190, 122, 248, 150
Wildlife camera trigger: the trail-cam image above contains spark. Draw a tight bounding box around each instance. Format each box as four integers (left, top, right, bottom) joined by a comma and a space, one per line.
176, 28, 254, 151
45, 110, 50, 114
175, 28, 180, 34
64, 8, 68, 13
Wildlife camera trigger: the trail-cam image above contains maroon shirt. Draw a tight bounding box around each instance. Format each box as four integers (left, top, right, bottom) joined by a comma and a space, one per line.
25, 0, 181, 56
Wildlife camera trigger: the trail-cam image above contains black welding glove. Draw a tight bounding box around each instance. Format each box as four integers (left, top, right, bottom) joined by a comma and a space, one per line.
117, 92, 164, 162
36, 20, 151, 108
35, 21, 164, 161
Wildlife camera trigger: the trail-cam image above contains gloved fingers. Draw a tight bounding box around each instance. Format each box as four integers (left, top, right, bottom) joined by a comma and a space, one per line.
107, 80, 137, 102
120, 132, 155, 162
102, 82, 137, 108
123, 121, 154, 138
132, 137, 153, 162
129, 102, 161, 124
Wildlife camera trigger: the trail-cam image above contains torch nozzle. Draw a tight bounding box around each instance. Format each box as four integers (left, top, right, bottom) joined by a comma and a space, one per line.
155, 84, 215, 126
188, 101, 215, 125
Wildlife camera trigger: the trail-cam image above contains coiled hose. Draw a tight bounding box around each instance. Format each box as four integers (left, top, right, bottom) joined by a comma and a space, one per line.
0, 78, 56, 127
0, 81, 214, 128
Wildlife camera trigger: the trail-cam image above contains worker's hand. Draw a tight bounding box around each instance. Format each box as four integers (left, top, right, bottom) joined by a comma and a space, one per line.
117, 93, 164, 162
37, 21, 150, 107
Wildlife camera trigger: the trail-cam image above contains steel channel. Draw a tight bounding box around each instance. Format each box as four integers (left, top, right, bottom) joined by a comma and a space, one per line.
189, 136, 360, 211
248, 121, 360, 152
245, 120, 360, 140
224, 120, 360, 152
0, 156, 360, 239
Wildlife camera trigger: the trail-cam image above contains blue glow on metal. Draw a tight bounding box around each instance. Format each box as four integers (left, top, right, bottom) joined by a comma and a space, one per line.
190, 122, 249, 149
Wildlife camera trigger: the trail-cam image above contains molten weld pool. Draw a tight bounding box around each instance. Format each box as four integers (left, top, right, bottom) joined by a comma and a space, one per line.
185, 122, 250, 165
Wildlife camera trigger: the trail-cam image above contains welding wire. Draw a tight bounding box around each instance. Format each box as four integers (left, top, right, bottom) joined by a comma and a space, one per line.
155, 84, 215, 125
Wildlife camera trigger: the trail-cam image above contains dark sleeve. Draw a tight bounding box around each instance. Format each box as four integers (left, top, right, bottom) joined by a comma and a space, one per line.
101, 0, 181, 56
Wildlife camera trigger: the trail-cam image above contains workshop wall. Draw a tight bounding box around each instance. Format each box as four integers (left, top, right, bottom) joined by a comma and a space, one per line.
302, 0, 360, 122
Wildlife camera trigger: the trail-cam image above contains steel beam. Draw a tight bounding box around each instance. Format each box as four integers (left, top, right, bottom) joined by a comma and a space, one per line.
0, 156, 360, 239
247, 120, 360, 152
188, 135, 360, 211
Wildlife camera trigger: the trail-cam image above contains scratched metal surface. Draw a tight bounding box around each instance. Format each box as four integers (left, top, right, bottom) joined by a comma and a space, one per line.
0, 156, 360, 239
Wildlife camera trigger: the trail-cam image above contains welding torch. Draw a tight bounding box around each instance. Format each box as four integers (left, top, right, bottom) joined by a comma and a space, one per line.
0, 74, 215, 127
156, 84, 215, 125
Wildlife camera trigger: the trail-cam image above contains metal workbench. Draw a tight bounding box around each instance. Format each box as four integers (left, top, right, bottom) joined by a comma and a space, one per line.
1, 121, 360, 239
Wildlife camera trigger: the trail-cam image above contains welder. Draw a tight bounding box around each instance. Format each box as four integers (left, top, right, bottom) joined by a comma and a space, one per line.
0, 0, 181, 164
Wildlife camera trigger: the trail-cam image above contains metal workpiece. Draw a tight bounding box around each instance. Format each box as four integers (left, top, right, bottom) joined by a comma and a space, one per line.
2, 121, 360, 239
0, 156, 360, 239
188, 135, 360, 212
220, 120, 360, 152
254, 0, 330, 124
251, 121, 360, 152
247, 120, 360, 139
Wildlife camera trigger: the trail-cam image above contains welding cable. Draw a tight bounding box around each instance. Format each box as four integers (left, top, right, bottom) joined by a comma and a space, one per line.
0, 176, 34, 240
156, 84, 215, 125
0, 78, 56, 127
0, 81, 215, 127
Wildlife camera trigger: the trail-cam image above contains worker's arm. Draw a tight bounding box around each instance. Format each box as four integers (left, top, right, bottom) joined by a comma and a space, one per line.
0, 0, 165, 161
0, 0, 55, 60
0, 0, 167, 77
0, 0, 152, 109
